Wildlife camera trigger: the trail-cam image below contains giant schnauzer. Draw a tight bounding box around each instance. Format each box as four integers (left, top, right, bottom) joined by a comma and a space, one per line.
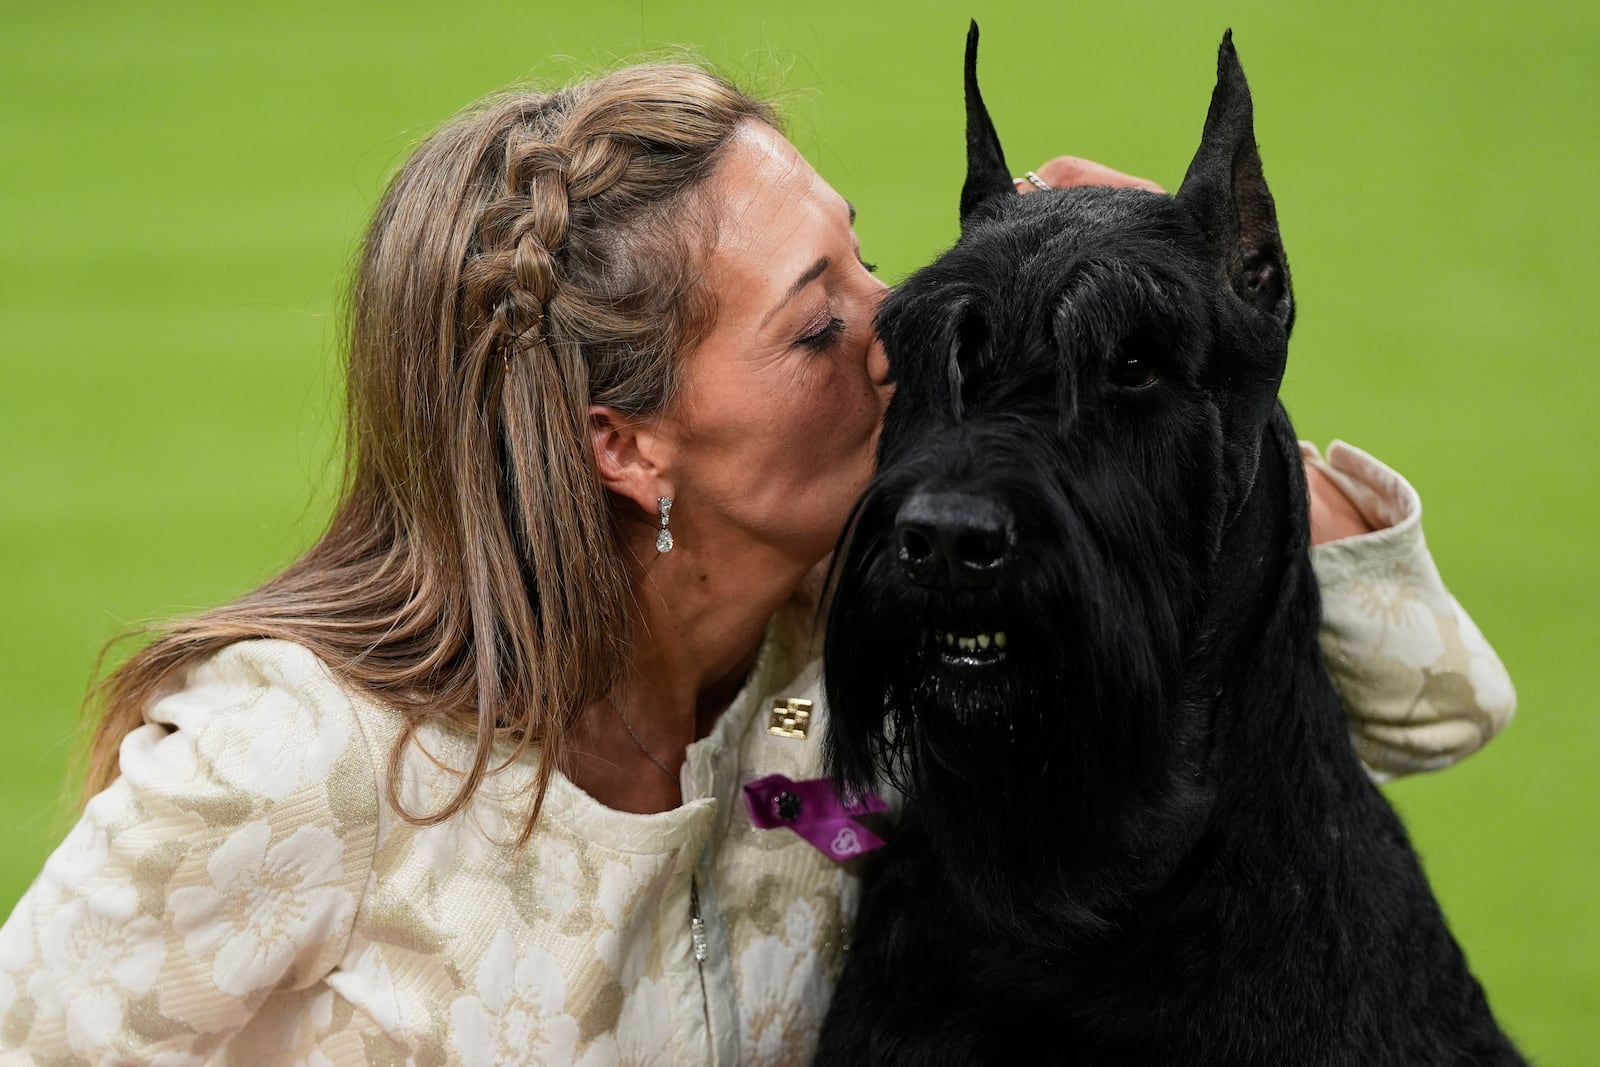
815, 24, 1524, 1066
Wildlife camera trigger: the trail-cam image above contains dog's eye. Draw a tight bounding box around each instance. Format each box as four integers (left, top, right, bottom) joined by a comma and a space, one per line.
952, 310, 990, 410
1110, 355, 1158, 389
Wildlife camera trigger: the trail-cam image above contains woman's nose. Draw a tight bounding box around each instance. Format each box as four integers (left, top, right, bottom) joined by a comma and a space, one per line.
866, 284, 893, 394
867, 335, 891, 392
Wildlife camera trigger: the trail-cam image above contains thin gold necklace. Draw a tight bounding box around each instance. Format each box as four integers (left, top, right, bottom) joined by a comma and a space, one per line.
614, 700, 678, 785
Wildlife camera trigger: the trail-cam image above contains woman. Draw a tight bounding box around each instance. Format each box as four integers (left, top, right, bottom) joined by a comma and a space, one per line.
0, 63, 1512, 1065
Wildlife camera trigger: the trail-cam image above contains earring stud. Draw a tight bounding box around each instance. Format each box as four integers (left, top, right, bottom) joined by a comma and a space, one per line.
656, 496, 674, 553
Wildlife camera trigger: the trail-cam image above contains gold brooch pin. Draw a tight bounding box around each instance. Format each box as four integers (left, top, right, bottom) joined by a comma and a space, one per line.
768, 697, 813, 740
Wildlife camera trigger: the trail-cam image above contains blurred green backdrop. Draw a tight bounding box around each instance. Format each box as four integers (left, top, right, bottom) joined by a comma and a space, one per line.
2, 0, 1595, 1058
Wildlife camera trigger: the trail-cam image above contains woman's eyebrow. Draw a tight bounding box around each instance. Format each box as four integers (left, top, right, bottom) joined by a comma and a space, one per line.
761, 256, 831, 329
846, 200, 857, 224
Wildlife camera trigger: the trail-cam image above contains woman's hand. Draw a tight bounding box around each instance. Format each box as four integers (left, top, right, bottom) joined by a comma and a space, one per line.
1014, 156, 1166, 195
1307, 463, 1377, 544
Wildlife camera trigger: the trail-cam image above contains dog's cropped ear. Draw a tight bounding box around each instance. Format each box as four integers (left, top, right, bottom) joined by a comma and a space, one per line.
961, 21, 1015, 228
1175, 31, 1294, 334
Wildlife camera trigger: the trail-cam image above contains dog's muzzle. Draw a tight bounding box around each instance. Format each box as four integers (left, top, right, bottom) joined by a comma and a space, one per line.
893, 489, 1015, 589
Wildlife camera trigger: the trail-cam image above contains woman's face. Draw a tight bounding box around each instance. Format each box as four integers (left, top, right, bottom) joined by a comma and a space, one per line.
659, 122, 891, 571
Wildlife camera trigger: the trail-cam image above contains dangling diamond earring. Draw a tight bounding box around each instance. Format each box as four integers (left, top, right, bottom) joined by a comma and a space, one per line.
656, 496, 674, 553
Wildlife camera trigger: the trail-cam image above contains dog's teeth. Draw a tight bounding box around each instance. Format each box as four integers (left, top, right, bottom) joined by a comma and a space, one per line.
959, 636, 976, 650
977, 634, 991, 649
944, 632, 955, 646
994, 631, 1008, 648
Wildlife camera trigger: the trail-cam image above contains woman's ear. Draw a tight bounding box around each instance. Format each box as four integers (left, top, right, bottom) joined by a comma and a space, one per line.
589, 404, 672, 517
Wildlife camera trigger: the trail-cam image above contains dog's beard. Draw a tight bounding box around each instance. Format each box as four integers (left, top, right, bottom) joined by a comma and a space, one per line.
826, 535, 1176, 796
885, 640, 1060, 777
822, 459, 1229, 943
826, 478, 1205, 855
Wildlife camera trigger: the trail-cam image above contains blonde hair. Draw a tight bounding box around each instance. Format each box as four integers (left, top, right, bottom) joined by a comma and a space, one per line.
83, 64, 778, 839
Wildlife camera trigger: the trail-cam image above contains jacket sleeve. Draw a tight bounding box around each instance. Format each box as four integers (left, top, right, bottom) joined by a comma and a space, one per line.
1304, 441, 1517, 782
0, 641, 378, 1064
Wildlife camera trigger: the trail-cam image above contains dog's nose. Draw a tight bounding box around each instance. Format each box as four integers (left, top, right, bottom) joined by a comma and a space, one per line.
893, 490, 1013, 588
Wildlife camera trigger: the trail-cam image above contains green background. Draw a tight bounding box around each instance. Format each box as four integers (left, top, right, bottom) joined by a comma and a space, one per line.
2, 0, 1595, 1057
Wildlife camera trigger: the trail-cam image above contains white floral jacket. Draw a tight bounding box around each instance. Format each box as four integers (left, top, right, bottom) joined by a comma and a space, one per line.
0, 443, 1514, 1066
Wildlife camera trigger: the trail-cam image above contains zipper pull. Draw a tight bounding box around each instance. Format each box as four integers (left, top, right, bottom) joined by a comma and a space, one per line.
690, 877, 709, 962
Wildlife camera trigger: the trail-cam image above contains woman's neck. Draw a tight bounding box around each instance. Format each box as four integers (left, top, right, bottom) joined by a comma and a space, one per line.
562, 518, 812, 814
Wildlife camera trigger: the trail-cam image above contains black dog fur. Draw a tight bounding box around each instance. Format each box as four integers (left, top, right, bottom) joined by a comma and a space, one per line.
814, 25, 1524, 1066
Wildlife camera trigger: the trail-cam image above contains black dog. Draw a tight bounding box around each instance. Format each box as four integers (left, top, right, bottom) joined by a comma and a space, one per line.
815, 25, 1524, 1066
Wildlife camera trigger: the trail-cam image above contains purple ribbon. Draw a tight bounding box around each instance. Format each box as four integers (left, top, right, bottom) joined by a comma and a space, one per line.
743, 773, 889, 861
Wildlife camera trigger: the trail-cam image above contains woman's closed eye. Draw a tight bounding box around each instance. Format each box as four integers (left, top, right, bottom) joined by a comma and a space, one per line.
798, 313, 847, 352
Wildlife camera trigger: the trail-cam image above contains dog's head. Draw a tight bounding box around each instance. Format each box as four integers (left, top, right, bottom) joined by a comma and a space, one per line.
826, 26, 1300, 826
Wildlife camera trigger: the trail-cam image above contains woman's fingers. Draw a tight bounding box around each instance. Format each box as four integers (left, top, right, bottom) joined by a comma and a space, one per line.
1306, 462, 1378, 545
1014, 156, 1166, 195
